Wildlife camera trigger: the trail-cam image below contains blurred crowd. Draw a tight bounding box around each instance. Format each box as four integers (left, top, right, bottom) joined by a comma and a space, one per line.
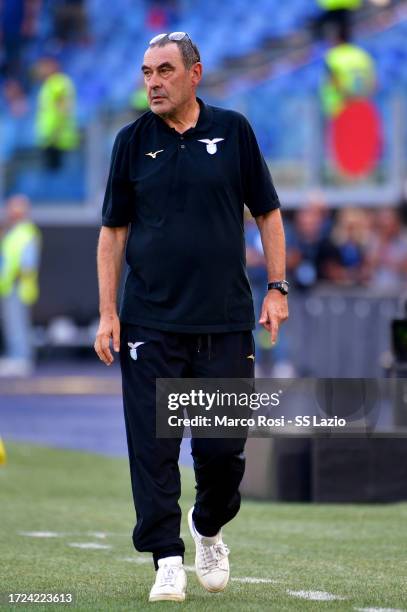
246, 201, 407, 295
246, 198, 407, 376
1, 0, 88, 83
0, 0, 183, 173
1, 1, 82, 171
0, 0, 381, 172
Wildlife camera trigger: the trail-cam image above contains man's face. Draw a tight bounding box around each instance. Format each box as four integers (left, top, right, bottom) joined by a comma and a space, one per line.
6, 195, 29, 224
142, 43, 201, 116
376, 209, 399, 239
36, 58, 58, 81
295, 209, 323, 241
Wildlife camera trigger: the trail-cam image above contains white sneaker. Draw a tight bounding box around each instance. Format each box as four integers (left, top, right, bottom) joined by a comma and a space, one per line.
187, 507, 230, 592
149, 556, 186, 602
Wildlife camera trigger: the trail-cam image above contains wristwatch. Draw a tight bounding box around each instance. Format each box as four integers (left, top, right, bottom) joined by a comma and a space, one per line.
267, 280, 290, 295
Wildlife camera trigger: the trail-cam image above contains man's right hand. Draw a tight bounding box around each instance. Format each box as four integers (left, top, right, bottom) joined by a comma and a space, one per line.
94, 313, 121, 365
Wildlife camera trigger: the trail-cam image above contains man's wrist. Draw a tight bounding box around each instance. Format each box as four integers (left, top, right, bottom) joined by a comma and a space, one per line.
267, 280, 289, 295
99, 310, 118, 318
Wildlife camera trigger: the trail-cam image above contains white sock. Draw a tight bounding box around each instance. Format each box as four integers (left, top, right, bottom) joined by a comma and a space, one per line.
157, 555, 183, 567
195, 524, 220, 545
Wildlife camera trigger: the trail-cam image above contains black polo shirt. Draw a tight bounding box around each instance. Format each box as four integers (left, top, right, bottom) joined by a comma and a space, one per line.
102, 97, 280, 333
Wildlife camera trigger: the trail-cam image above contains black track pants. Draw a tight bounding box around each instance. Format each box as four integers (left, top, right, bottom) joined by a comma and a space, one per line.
119, 324, 255, 569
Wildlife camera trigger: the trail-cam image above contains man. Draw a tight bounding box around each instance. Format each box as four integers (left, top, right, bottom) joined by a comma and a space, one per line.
35, 56, 79, 169
129, 78, 150, 117
320, 22, 376, 118
0, 194, 41, 377
94, 32, 288, 603
366, 208, 407, 291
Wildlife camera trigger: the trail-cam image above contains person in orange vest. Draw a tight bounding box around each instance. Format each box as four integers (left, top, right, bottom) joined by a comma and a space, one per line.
0, 194, 41, 377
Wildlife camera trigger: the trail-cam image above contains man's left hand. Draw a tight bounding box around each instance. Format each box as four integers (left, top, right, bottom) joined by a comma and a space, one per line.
259, 291, 289, 345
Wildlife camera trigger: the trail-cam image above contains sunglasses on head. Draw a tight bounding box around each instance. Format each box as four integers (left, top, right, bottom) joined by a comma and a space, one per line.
149, 31, 190, 45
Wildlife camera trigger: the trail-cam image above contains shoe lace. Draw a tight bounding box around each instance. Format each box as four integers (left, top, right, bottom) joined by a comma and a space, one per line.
157, 564, 180, 587
199, 541, 230, 571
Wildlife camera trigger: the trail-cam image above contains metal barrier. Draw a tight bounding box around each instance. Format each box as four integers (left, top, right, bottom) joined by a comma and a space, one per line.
251, 284, 401, 377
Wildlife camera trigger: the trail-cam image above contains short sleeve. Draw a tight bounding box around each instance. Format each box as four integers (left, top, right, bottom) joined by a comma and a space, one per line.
239, 116, 281, 217
102, 129, 133, 227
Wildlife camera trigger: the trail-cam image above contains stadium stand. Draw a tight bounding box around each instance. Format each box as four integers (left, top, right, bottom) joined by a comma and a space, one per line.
0, 0, 405, 204
1, 0, 407, 377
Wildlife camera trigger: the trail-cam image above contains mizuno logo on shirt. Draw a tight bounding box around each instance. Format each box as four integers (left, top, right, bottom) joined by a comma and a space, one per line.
145, 150, 164, 159
198, 138, 224, 155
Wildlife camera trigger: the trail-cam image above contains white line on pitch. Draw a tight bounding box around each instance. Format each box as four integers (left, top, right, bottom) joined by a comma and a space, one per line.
287, 590, 346, 601
232, 577, 281, 584
120, 557, 151, 564
354, 608, 405, 612
16, 542, 400, 606
68, 542, 112, 550
19, 531, 62, 538
19, 531, 129, 538
120, 557, 280, 583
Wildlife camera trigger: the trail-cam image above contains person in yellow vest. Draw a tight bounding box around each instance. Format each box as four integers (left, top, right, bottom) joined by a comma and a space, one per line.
0, 436, 6, 465
315, 0, 362, 41
129, 80, 149, 118
320, 23, 376, 117
35, 56, 79, 170
0, 195, 41, 377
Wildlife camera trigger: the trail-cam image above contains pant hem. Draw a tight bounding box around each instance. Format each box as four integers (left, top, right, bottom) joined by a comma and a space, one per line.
193, 513, 223, 538
153, 550, 185, 571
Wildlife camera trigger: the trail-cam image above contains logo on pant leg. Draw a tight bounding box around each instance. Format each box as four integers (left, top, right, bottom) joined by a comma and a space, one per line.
128, 342, 146, 361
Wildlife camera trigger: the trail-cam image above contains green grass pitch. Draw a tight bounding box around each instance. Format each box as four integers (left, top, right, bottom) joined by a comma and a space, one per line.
0, 442, 406, 611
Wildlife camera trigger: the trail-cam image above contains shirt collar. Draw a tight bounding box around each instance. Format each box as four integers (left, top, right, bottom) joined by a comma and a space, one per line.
153, 96, 213, 135
193, 97, 213, 133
